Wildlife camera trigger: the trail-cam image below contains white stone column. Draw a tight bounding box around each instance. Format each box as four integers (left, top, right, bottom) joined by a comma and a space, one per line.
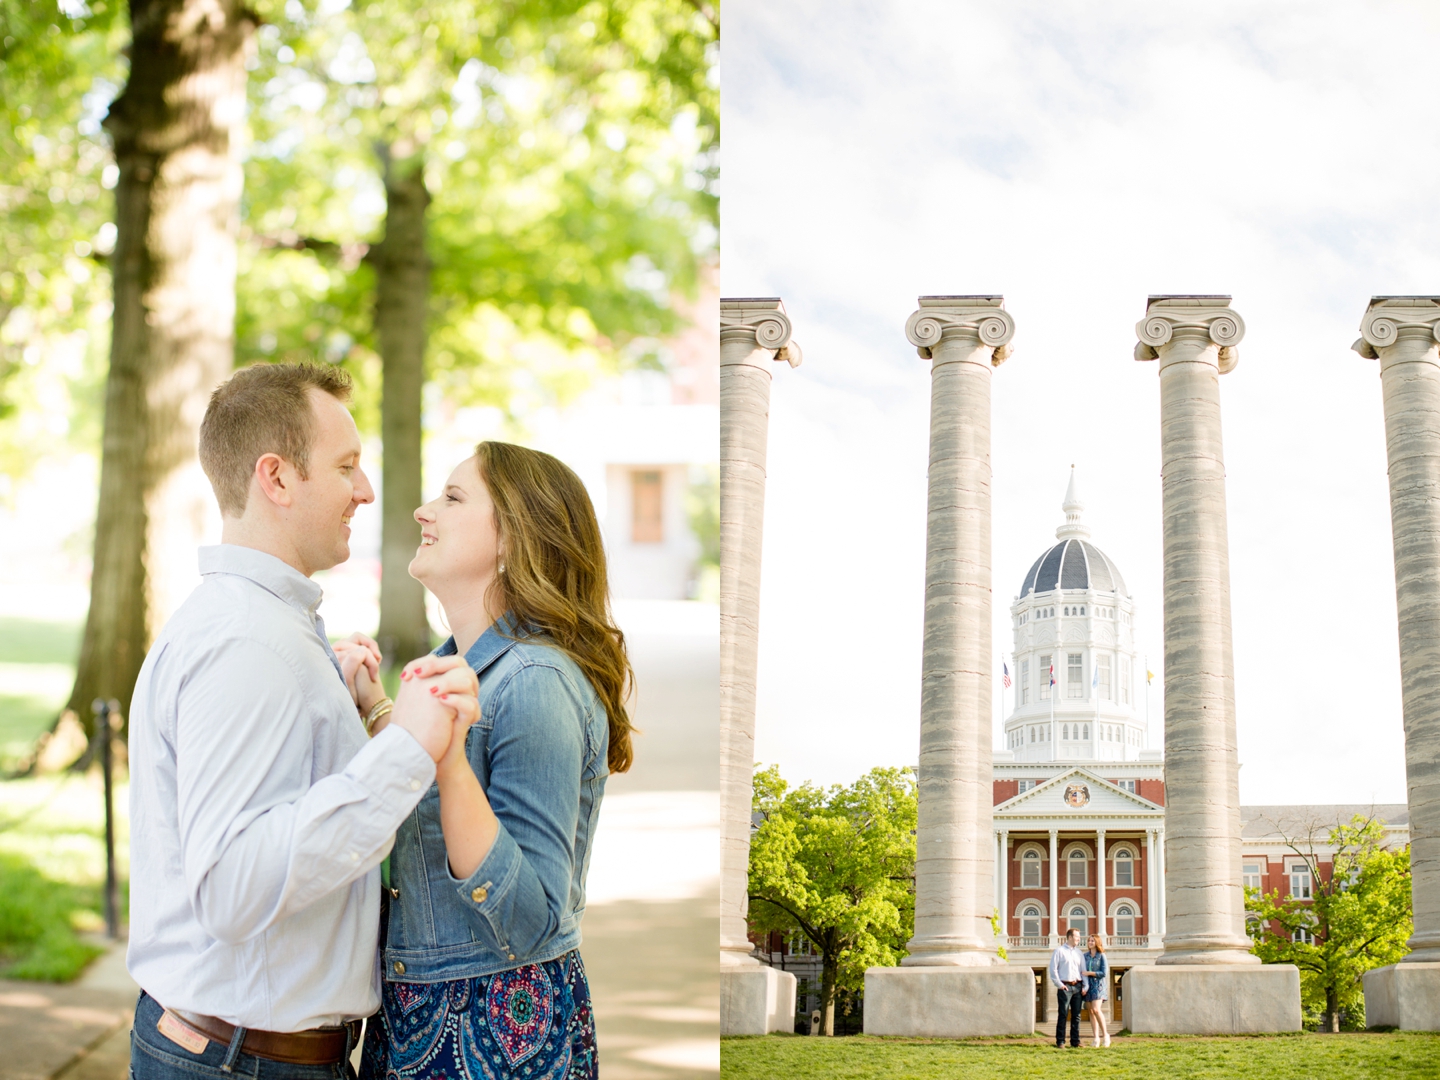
863, 299, 1033, 1037
718, 298, 800, 1035
1145, 828, 1157, 948
1124, 297, 1299, 1034
1049, 828, 1060, 945
998, 829, 1009, 940
1135, 296, 1255, 966
1096, 829, 1107, 942
1356, 297, 1440, 1029
902, 296, 1014, 968
1157, 827, 1167, 939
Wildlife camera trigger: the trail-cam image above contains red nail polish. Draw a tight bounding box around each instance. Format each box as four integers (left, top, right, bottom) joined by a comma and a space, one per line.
429, 686, 438, 694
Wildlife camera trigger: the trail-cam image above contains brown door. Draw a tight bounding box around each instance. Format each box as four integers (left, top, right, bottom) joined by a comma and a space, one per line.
1112, 967, 1126, 1024
1034, 969, 1046, 1021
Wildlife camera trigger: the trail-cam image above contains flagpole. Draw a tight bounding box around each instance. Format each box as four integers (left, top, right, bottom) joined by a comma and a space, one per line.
1144, 653, 1150, 750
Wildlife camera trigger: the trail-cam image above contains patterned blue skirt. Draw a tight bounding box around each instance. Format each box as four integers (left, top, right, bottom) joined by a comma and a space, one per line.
360, 951, 597, 1080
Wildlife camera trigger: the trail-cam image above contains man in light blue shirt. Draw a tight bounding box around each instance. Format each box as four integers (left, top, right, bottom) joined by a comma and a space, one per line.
127, 363, 480, 1079
1048, 927, 1087, 1048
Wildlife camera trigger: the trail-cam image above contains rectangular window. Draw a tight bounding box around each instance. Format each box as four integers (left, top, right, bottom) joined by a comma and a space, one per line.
1020, 659, 1030, 705
1116, 779, 1136, 794
1018, 779, 1037, 794
1242, 862, 1263, 891
631, 470, 664, 542
1021, 854, 1041, 888
1067, 653, 1084, 699
1039, 655, 1053, 700
1289, 862, 1312, 900
1068, 854, 1087, 888
1114, 854, 1134, 886
1119, 656, 1131, 705
1098, 655, 1112, 700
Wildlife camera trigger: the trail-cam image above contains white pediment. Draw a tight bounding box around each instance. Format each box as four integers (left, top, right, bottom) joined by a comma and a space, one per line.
996, 767, 1162, 820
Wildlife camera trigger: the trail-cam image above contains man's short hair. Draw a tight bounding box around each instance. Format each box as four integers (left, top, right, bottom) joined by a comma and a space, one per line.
199, 362, 353, 517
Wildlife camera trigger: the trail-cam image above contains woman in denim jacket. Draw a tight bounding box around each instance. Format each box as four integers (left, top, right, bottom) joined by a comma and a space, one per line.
354, 442, 633, 1080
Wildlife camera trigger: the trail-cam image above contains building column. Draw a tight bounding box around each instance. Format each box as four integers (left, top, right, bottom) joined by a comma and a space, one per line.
1357, 298, 1440, 1030
902, 297, 1014, 968
1135, 297, 1256, 967
1157, 826, 1167, 939
718, 298, 800, 1035
1049, 828, 1060, 945
998, 829, 1009, 940
1096, 829, 1107, 942
1145, 828, 1157, 948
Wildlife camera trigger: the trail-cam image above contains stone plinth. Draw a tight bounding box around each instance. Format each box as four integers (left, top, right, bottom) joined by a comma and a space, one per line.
1363, 963, 1440, 1030
863, 967, 1034, 1037
1123, 966, 1301, 1034
720, 966, 797, 1036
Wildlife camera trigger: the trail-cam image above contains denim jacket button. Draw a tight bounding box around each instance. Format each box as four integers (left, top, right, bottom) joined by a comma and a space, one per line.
393, 961, 405, 975
471, 886, 488, 903
508, 953, 515, 961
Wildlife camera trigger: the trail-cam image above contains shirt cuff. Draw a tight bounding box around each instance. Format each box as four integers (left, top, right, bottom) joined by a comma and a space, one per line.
345, 724, 437, 813
450, 821, 522, 933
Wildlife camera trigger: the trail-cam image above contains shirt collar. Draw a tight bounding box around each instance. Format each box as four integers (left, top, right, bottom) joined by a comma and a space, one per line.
198, 544, 323, 617
435, 612, 525, 673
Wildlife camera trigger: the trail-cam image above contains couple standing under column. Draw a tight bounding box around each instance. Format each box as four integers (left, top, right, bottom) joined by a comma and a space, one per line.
126, 362, 632, 1079
1049, 930, 1110, 1048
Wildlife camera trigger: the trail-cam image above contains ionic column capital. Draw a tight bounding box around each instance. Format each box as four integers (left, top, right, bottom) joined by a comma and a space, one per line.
1133, 294, 1244, 373
720, 297, 803, 368
904, 295, 1015, 365
1353, 296, 1440, 359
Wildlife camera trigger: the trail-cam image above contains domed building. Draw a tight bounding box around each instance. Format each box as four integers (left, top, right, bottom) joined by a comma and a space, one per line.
1003, 468, 1147, 762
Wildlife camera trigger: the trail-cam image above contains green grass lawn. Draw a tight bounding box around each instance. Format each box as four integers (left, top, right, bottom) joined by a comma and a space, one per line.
0, 616, 81, 771
721, 1032, 1440, 1079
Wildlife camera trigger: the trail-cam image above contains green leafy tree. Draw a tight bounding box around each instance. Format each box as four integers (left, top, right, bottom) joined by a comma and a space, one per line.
1245, 814, 1411, 1032
238, 0, 717, 664
748, 765, 917, 1036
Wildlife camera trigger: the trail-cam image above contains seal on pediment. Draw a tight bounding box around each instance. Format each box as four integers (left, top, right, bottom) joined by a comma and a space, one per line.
1063, 783, 1090, 808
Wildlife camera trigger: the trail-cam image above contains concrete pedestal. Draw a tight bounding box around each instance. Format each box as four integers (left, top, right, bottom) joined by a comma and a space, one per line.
719, 965, 796, 1035
863, 967, 1034, 1037
1364, 963, 1440, 1030
1123, 965, 1301, 1034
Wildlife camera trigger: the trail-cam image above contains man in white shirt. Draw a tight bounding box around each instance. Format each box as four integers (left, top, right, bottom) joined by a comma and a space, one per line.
127, 363, 480, 1079
1048, 927, 1088, 1048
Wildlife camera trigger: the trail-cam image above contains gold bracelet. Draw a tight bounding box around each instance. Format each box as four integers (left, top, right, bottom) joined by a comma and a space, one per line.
364, 697, 394, 735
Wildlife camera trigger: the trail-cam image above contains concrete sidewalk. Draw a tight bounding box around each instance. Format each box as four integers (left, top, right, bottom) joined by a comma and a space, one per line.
0, 941, 137, 1080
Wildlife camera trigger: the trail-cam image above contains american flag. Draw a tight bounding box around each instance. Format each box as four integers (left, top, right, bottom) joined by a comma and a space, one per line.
1002, 662, 1011, 688
1049, 663, 1056, 686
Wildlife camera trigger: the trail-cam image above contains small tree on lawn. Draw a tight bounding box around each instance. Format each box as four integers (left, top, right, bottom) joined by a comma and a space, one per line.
747, 765, 916, 1036
1245, 814, 1411, 1032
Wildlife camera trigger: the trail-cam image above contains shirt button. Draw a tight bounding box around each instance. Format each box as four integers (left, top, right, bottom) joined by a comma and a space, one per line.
393, 961, 405, 975
409, 779, 420, 791
471, 886, 488, 903
349, 852, 359, 862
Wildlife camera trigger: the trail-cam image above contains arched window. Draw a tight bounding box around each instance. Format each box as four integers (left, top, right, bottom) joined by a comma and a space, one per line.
1022, 905, 1042, 938
1021, 849, 1041, 888
1115, 905, 1135, 936
1062, 724, 1070, 740
1068, 848, 1087, 887
1080, 606, 1086, 615
1067, 904, 1088, 936
1114, 849, 1134, 886
1083, 724, 1090, 740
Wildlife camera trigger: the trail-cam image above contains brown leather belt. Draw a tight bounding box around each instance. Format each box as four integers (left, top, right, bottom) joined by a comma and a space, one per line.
178, 1010, 361, 1066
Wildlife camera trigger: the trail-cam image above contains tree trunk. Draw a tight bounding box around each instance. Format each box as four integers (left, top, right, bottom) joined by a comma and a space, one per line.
1326, 986, 1339, 1033
819, 954, 837, 1036
372, 144, 431, 670
64, 0, 252, 739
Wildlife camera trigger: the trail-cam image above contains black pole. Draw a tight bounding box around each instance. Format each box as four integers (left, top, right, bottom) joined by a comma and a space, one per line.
94, 697, 118, 940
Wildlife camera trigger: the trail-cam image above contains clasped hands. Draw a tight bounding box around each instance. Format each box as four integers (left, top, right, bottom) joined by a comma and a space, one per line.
333, 633, 478, 766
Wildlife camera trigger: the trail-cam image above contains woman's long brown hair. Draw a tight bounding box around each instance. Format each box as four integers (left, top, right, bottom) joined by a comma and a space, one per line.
476, 441, 635, 773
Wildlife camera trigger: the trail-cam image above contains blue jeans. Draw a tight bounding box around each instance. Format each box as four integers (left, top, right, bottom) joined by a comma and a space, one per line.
129, 991, 355, 1079
1055, 983, 1084, 1047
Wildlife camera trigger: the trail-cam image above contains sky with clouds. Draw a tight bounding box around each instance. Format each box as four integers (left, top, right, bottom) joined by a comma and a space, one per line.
722, 0, 1440, 805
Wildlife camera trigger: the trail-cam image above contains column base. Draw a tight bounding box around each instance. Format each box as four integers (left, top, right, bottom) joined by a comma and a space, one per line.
1123, 965, 1301, 1033
863, 966, 1035, 1037
1363, 963, 1440, 1030
719, 964, 797, 1036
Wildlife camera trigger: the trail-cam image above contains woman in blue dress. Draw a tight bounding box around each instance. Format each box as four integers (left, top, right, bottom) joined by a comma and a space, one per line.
352, 441, 633, 1080
1084, 934, 1110, 1047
